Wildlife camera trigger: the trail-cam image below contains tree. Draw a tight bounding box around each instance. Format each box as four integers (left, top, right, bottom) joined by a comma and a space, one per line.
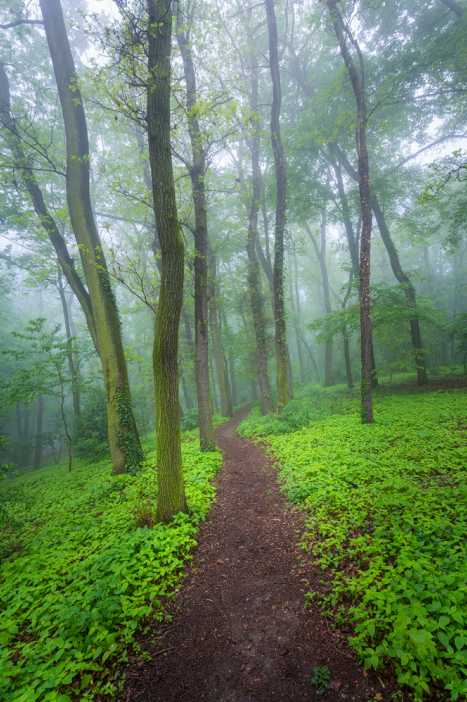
176, 3, 215, 448
245, 28, 273, 414
147, 0, 187, 521
37, 0, 143, 473
325, 0, 374, 423
265, 0, 291, 410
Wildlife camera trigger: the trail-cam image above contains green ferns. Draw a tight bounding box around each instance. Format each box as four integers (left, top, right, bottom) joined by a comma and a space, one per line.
0, 436, 221, 701
244, 388, 467, 701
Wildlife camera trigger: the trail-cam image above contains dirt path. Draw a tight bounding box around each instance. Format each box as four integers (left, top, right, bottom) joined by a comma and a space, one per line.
122, 414, 388, 702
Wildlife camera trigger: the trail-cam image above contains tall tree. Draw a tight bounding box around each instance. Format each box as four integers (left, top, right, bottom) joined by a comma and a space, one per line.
176, 3, 215, 449
334, 144, 428, 385
326, 0, 374, 422
245, 34, 273, 414
38, 0, 143, 471
147, 0, 187, 521
265, 0, 291, 410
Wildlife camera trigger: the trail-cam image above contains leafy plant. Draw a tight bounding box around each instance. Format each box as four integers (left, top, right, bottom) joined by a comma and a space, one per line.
0, 433, 221, 700
249, 387, 467, 701
309, 665, 331, 697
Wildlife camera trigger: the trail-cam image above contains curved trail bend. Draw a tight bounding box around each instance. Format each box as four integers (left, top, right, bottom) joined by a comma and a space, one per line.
123, 413, 387, 702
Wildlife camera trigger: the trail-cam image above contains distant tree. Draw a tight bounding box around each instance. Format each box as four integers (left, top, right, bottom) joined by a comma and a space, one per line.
264, 0, 291, 410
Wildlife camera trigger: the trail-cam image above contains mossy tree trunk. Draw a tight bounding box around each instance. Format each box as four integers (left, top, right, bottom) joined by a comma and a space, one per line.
245, 44, 273, 415
147, 0, 187, 521
265, 0, 291, 411
39, 0, 143, 472
176, 5, 215, 449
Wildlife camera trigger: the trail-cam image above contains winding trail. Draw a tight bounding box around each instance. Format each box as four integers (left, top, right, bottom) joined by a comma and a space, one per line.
123, 413, 387, 701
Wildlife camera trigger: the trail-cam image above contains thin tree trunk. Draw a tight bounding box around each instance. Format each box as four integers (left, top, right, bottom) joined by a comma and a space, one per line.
292, 249, 307, 384
327, 145, 378, 386
181, 308, 196, 410
57, 270, 81, 429
305, 209, 334, 386
327, 0, 373, 422
0, 63, 97, 350
176, 6, 215, 449
265, 0, 291, 410
220, 308, 238, 408
371, 199, 428, 384
342, 271, 354, 389
208, 252, 233, 417
33, 395, 44, 470
334, 143, 427, 385
245, 45, 273, 414
320, 208, 333, 386
39, 0, 143, 472
147, 0, 187, 521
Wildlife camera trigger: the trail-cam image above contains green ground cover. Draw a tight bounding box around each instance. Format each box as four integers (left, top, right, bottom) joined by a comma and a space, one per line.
239, 384, 467, 700
0, 435, 221, 701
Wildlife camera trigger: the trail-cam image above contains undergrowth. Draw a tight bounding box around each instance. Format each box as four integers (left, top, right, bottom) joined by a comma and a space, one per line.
0, 435, 221, 701
240, 385, 467, 701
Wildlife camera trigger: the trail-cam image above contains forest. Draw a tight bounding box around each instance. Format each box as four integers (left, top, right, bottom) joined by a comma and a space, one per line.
0, 0, 466, 700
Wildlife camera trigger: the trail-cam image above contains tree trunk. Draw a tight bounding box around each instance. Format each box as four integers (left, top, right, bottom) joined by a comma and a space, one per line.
147, 0, 187, 521
245, 46, 273, 414
181, 309, 196, 410
328, 143, 378, 386
221, 308, 238, 408
289, 266, 306, 385
39, 0, 143, 472
333, 143, 427, 385
371, 198, 428, 385
320, 208, 333, 386
208, 252, 233, 417
327, 0, 374, 422
0, 63, 97, 350
176, 7, 215, 449
305, 208, 334, 386
265, 0, 291, 410
57, 270, 81, 429
33, 395, 44, 470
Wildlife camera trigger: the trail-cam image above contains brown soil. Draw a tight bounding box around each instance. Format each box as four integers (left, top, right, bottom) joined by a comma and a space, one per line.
122, 413, 392, 702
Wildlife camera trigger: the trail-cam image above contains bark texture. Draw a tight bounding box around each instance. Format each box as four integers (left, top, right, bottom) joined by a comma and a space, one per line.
245, 44, 273, 414
147, 0, 187, 521
327, 0, 374, 422
176, 5, 215, 448
39, 0, 143, 472
265, 0, 291, 410
334, 144, 428, 385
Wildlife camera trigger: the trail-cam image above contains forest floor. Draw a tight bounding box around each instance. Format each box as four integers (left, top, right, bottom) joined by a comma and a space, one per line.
122, 412, 390, 702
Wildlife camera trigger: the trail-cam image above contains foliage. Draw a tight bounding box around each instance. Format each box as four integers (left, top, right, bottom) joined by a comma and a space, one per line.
243, 387, 467, 701
238, 384, 355, 437
0, 435, 221, 701
309, 665, 331, 697
74, 387, 108, 459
